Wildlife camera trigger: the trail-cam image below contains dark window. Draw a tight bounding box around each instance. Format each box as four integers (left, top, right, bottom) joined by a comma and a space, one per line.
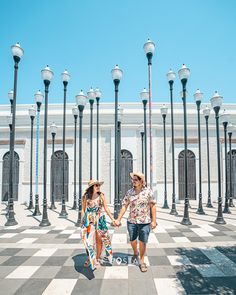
120, 149, 133, 200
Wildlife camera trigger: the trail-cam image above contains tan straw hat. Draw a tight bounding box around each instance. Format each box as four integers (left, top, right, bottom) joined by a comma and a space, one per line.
85, 179, 104, 192
130, 172, 145, 183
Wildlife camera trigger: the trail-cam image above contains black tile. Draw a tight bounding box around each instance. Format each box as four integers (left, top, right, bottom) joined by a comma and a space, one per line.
187, 237, 205, 243
175, 248, 211, 265
205, 276, 236, 294
0, 248, 22, 256
14, 279, 51, 295
1, 256, 29, 266
43, 256, 68, 266
148, 256, 171, 266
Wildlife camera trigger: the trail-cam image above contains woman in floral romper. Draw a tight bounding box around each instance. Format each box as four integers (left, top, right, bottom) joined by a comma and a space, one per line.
81, 180, 115, 270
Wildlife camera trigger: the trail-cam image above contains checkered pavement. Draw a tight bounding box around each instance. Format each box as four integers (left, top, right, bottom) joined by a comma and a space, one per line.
0, 222, 236, 294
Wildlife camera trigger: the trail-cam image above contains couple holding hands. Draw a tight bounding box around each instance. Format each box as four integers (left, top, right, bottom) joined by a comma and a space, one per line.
81, 172, 157, 272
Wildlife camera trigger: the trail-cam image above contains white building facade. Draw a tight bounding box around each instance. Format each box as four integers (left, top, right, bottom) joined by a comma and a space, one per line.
0, 102, 236, 206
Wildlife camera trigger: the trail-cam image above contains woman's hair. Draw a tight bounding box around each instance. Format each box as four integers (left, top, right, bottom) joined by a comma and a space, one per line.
83, 186, 103, 206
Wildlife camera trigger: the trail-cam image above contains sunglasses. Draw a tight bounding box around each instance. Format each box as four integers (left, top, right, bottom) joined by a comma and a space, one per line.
95, 184, 101, 187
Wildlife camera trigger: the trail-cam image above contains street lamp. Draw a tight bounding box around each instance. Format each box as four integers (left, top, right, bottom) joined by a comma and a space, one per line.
72, 106, 78, 210
8, 90, 14, 114
75, 90, 88, 226
228, 123, 235, 207
203, 105, 213, 208
28, 106, 36, 210
118, 105, 124, 210
139, 123, 145, 174
143, 39, 155, 189
194, 89, 205, 215
39, 65, 54, 227
59, 69, 70, 218
160, 104, 169, 209
221, 110, 231, 214
6, 114, 13, 213
111, 65, 123, 219
50, 122, 57, 210
179, 64, 191, 226
166, 69, 178, 215
95, 88, 102, 180
5, 42, 24, 226
211, 91, 226, 224
33, 90, 43, 216
88, 87, 96, 179
140, 88, 148, 182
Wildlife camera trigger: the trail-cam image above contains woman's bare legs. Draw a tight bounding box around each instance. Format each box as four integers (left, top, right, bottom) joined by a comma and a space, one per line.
96, 231, 103, 263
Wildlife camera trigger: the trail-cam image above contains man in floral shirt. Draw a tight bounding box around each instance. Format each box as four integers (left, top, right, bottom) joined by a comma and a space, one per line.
115, 172, 157, 272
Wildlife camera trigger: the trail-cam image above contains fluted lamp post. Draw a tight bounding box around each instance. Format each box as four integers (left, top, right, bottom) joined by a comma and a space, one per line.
160, 104, 169, 209
211, 91, 226, 224
194, 89, 205, 215
28, 106, 36, 210
76, 90, 88, 226
33, 90, 43, 216
118, 106, 124, 210
140, 88, 148, 182
39, 66, 54, 227
72, 106, 78, 210
228, 123, 235, 207
143, 39, 155, 189
203, 106, 213, 208
111, 65, 123, 219
95, 88, 102, 180
88, 87, 96, 179
139, 123, 145, 174
6, 43, 24, 226
179, 64, 191, 226
50, 122, 57, 210
6, 114, 13, 213
8, 90, 14, 114
221, 110, 231, 214
59, 70, 70, 217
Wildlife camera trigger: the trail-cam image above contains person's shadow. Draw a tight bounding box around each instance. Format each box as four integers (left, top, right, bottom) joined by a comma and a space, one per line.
72, 253, 95, 280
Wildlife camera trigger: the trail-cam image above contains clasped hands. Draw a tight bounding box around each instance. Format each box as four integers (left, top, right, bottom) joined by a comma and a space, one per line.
112, 219, 121, 227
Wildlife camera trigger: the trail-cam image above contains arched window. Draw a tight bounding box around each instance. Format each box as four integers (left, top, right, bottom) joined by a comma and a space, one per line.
178, 149, 196, 200
120, 149, 133, 199
51, 150, 69, 202
2, 151, 20, 201
227, 149, 236, 199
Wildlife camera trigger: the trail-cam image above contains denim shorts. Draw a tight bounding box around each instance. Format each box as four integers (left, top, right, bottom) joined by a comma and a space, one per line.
127, 222, 151, 243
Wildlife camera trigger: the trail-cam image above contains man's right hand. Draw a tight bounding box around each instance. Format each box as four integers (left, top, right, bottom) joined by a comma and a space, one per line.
114, 219, 121, 227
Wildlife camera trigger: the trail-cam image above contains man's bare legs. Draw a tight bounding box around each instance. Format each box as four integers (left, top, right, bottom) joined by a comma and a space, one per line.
139, 241, 146, 264
131, 240, 139, 256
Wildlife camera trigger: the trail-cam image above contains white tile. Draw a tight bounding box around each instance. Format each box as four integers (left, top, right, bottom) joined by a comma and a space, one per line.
111, 234, 127, 244
195, 264, 226, 277
33, 248, 57, 257
144, 256, 150, 266
148, 233, 159, 243
42, 279, 77, 295
3, 225, 20, 230
199, 224, 219, 232
104, 266, 128, 279
54, 226, 67, 230
155, 226, 167, 233
22, 229, 50, 234
154, 278, 186, 295
61, 229, 76, 234
191, 228, 213, 237
0, 233, 17, 238
167, 255, 192, 266
68, 233, 81, 239
6, 266, 40, 279
17, 238, 37, 244
172, 237, 190, 243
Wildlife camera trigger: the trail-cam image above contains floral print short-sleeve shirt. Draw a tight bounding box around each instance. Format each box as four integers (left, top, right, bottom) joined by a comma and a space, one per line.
122, 187, 156, 224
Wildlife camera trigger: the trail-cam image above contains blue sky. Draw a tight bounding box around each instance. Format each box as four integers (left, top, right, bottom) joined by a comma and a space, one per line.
0, 0, 236, 105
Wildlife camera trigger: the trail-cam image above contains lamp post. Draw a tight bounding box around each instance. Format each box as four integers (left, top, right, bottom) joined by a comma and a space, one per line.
143, 39, 155, 189
160, 104, 169, 209
75, 90, 88, 226
39, 66, 54, 227
194, 89, 205, 215
118, 106, 124, 210
8, 90, 14, 114
203, 106, 213, 208
166, 70, 178, 215
139, 123, 145, 174
28, 106, 36, 210
228, 123, 235, 207
33, 90, 43, 216
72, 106, 78, 210
111, 65, 123, 219
221, 110, 231, 214
211, 91, 226, 224
140, 88, 148, 182
179, 64, 191, 226
95, 88, 102, 180
88, 87, 96, 179
6, 114, 13, 213
59, 70, 70, 218
50, 122, 57, 210
5, 43, 24, 226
